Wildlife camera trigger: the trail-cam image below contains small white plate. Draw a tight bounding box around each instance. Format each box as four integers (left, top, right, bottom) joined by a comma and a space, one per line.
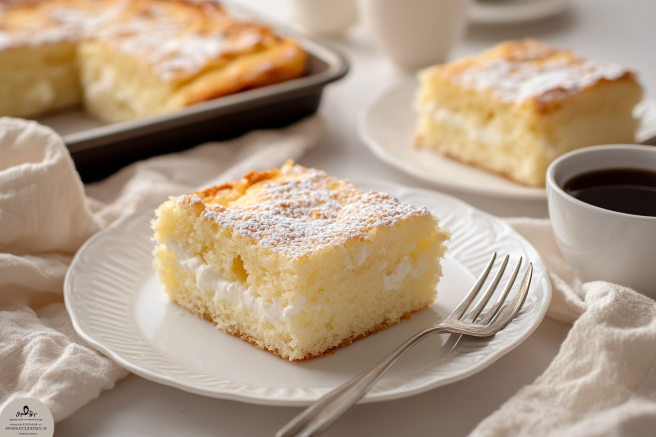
470, 0, 571, 25
359, 80, 656, 201
64, 180, 551, 406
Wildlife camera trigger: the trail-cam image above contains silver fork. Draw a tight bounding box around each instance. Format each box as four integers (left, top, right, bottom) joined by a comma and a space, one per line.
277, 253, 533, 437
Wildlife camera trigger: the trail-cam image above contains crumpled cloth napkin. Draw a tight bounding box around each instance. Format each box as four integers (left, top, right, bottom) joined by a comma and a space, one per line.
470, 218, 656, 437
0, 116, 322, 421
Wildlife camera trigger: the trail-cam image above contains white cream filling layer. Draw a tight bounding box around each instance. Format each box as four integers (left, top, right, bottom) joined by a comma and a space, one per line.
382, 256, 427, 292
342, 243, 372, 269
166, 242, 424, 318
429, 105, 503, 146
166, 242, 305, 324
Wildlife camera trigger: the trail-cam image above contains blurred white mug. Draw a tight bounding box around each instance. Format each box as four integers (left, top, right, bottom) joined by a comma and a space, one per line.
358, 0, 469, 70
292, 0, 358, 37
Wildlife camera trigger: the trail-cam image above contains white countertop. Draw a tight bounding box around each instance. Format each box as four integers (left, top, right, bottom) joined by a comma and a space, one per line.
55, 0, 656, 435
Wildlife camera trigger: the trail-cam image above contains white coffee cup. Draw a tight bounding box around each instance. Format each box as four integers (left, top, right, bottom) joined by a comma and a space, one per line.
292, 0, 357, 37
546, 145, 656, 297
358, 0, 469, 71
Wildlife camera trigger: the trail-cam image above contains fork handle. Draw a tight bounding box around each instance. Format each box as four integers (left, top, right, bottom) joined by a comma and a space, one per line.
276, 325, 450, 437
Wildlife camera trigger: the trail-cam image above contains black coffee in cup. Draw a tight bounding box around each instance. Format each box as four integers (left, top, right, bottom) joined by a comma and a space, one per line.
563, 168, 656, 217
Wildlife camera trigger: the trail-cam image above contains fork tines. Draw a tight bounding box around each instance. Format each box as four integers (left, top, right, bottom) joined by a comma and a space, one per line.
449, 253, 532, 330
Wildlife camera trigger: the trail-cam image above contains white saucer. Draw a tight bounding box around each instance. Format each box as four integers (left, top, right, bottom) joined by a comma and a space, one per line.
359, 79, 656, 200
64, 180, 551, 406
470, 0, 571, 25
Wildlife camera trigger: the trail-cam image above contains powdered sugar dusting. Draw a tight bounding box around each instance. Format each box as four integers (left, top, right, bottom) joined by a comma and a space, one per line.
452, 58, 630, 104
95, 10, 227, 81
183, 166, 431, 260
0, 1, 129, 50
0, 0, 266, 80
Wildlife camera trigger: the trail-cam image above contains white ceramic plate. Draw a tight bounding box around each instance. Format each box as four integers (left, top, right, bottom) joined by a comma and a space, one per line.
359, 80, 656, 201
64, 180, 551, 406
470, 0, 571, 25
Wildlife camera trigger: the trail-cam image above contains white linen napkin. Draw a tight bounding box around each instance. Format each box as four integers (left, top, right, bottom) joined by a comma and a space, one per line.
470, 218, 656, 437
0, 116, 323, 421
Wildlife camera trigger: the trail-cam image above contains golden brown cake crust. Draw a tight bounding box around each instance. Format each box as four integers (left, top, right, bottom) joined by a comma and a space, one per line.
195, 167, 282, 203
421, 38, 639, 114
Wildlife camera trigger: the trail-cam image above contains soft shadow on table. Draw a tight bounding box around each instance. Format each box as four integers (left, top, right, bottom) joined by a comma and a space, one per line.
55, 318, 570, 437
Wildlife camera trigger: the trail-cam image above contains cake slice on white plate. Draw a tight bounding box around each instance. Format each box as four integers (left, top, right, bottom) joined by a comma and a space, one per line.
415, 39, 643, 187
152, 162, 450, 361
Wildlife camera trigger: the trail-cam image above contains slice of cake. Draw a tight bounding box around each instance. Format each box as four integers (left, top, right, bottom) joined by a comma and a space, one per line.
0, 0, 307, 122
0, 0, 99, 119
415, 39, 643, 187
78, 0, 307, 123
152, 162, 450, 361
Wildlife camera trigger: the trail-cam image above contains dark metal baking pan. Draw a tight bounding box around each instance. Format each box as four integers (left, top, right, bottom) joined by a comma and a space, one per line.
38, 2, 348, 183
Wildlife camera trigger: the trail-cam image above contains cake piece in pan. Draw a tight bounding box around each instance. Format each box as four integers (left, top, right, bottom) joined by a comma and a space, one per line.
0, 0, 306, 122
415, 39, 643, 187
152, 162, 450, 361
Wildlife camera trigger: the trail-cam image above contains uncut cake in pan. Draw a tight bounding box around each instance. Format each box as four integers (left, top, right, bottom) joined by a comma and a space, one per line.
0, 0, 307, 123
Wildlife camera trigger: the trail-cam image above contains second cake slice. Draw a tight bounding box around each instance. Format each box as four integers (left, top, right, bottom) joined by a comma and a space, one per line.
415, 39, 643, 187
